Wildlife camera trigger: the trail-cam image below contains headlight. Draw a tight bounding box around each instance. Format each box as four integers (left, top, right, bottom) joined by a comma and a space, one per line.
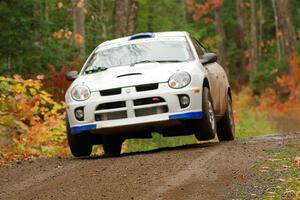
168, 72, 191, 89
71, 85, 91, 101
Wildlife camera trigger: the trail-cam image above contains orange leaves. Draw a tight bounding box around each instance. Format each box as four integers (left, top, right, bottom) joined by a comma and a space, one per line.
276, 53, 300, 101
186, 0, 223, 23
74, 33, 84, 45
276, 31, 283, 38
0, 76, 63, 130
192, 3, 210, 21
53, 29, 73, 40
53, 29, 65, 39
185, 0, 195, 13
52, 29, 83, 45
0, 75, 67, 163
234, 52, 300, 124
76, 0, 85, 9
292, 157, 300, 169
75, 0, 88, 15
252, 53, 300, 114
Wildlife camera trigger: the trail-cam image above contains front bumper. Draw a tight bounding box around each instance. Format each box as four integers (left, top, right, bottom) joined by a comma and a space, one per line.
67, 83, 203, 135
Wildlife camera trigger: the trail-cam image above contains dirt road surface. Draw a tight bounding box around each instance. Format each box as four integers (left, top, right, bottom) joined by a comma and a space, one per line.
1, 133, 299, 200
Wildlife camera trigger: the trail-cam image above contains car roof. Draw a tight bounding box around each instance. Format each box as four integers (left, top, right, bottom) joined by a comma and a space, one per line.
98, 31, 190, 48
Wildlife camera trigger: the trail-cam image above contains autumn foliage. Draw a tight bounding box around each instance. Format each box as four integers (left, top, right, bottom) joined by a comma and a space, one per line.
0, 76, 68, 164
186, 0, 223, 23
256, 53, 300, 114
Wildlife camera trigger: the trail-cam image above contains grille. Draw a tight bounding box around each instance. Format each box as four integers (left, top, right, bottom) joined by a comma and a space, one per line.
135, 83, 158, 92
95, 111, 127, 121
135, 106, 168, 117
133, 97, 168, 117
95, 101, 127, 121
134, 97, 165, 106
100, 88, 121, 96
94, 97, 169, 121
96, 101, 126, 110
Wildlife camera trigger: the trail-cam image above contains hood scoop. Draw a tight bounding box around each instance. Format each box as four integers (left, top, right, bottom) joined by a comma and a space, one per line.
117, 73, 142, 78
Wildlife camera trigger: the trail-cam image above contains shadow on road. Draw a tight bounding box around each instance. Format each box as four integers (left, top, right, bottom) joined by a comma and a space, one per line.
77, 141, 220, 161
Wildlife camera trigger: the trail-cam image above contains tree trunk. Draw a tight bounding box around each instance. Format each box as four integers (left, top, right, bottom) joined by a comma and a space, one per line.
127, 0, 138, 35
99, 0, 107, 39
147, 0, 154, 32
214, 7, 228, 74
258, 0, 263, 61
272, 0, 296, 67
87, 0, 107, 39
113, 0, 138, 38
272, 0, 283, 61
236, 0, 248, 69
181, 0, 188, 25
71, 0, 85, 57
249, 0, 258, 71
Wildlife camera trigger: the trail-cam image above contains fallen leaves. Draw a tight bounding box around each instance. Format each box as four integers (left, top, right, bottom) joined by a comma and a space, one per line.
292, 156, 300, 169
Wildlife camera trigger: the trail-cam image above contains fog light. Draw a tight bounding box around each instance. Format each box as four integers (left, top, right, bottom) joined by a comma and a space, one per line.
75, 107, 84, 121
179, 95, 190, 108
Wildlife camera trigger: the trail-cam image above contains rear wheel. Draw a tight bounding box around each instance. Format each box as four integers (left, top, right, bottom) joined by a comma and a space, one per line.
66, 119, 93, 157
217, 95, 235, 141
102, 136, 123, 155
195, 87, 216, 140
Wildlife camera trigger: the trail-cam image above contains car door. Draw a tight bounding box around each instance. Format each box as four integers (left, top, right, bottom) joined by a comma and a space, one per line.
203, 62, 222, 115
217, 65, 228, 115
191, 38, 221, 114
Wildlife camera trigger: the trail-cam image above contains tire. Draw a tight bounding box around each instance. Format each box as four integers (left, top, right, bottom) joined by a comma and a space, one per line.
195, 87, 216, 140
66, 119, 93, 157
102, 136, 123, 156
217, 95, 235, 141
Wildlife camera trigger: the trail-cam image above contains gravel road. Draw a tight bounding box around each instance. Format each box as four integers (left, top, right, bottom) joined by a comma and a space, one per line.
1, 133, 299, 200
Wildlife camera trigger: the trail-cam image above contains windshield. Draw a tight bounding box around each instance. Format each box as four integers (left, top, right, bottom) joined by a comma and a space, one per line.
84, 37, 193, 74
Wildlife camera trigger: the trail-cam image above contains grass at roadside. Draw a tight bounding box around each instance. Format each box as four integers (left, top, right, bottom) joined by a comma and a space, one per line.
234, 143, 300, 200
233, 87, 277, 140
124, 133, 197, 153
235, 108, 276, 140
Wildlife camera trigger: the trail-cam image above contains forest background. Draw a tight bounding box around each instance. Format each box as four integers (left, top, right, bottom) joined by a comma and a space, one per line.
0, 0, 299, 162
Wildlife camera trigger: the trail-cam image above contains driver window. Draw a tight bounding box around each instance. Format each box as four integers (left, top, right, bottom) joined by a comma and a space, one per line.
191, 37, 205, 58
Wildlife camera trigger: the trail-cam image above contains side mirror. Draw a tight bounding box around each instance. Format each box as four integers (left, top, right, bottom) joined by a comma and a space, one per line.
66, 71, 78, 81
200, 53, 218, 65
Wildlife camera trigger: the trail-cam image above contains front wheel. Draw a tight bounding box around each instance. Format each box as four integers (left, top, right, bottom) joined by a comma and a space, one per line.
66, 119, 93, 157
217, 95, 235, 141
195, 87, 216, 141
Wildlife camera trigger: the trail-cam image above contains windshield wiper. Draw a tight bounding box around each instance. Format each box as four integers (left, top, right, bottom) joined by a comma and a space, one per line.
156, 60, 186, 63
130, 60, 186, 66
130, 60, 159, 66
85, 66, 108, 74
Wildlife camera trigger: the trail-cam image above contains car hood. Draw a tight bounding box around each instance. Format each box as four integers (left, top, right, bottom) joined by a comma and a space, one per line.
74, 62, 189, 91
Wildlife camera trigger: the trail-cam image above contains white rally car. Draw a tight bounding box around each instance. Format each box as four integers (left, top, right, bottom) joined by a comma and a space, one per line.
65, 31, 234, 157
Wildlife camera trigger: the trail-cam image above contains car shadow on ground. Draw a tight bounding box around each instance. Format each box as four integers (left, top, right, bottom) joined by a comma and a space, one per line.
76, 141, 220, 161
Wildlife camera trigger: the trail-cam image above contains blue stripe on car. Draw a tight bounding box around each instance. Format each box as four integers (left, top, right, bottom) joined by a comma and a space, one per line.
71, 124, 96, 134
129, 33, 154, 40
168, 112, 203, 120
